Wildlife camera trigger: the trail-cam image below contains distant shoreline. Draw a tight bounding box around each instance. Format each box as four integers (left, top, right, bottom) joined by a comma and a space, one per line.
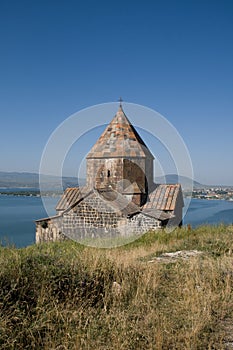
0, 190, 61, 197
0, 190, 232, 202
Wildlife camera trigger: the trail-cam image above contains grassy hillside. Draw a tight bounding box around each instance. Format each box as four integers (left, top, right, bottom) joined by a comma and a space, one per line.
0, 225, 233, 349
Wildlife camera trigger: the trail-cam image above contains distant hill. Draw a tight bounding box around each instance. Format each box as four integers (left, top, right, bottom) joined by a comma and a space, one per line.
155, 174, 204, 189
0, 171, 81, 189
0, 171, 206, 190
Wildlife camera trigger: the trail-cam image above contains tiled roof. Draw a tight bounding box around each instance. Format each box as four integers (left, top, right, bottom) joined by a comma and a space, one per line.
143, 184, 183, 211
56, 187, 140, 217
56, 187, 90, 211
55, 184, 183, 219
142, 209, 174, 221
97, 189, 140, 216
87, 106, 154, 159
35, 214, 61, 222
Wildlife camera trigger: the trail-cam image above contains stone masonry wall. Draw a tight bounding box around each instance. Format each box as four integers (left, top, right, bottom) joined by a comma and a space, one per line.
86, 157, 150, 206
123, 158, 146, 191
63, 192, 161, 241
62, 193, 124, 239
86, 157, 149, 192
35, 216, 67, 243
36, 195, 162, 243
117, 213, 161, 236
86, 158, 124, 189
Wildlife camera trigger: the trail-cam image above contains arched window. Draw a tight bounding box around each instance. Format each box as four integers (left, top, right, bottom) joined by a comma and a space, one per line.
107, 170, 110, 178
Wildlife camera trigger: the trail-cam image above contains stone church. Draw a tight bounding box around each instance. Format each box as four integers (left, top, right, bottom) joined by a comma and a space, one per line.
36, 105, 184, 243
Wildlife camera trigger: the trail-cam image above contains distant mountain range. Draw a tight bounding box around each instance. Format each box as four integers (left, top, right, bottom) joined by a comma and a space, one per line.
154, 175, 204, 189
0, 171, 206, 190
0, 171, 79, 189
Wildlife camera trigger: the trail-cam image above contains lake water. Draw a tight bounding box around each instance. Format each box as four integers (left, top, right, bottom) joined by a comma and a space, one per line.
0, 194, 58, 247
0, 194, 233, 248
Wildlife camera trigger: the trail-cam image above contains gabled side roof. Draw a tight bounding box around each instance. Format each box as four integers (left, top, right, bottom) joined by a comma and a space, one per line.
143, 184, 184, 211
54, 184, 183, 223
56, 183, 183, 214
141, 209, 174, 221
97, 189, 140, 216
55, 186, 140, 217
56, 187, 90, 211
86, 105, 154, 159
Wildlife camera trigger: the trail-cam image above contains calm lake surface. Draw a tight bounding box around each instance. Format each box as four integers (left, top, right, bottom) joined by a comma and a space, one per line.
0, 193, 233, 248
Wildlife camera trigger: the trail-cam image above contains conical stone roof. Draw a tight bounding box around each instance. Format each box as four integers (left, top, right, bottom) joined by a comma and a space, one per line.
87, 105, 154, 159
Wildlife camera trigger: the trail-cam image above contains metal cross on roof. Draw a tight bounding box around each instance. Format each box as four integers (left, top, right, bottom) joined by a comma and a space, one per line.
118, 97, 123, 107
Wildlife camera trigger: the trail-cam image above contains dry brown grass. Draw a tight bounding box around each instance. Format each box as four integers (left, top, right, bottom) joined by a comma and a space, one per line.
0, 225, 233, 349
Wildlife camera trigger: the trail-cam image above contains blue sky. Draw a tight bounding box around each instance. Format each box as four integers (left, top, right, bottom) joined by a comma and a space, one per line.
0, 0, 232, 185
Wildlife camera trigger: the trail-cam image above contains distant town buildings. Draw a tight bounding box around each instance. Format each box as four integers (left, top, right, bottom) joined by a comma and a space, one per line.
192, 188, 233, 201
